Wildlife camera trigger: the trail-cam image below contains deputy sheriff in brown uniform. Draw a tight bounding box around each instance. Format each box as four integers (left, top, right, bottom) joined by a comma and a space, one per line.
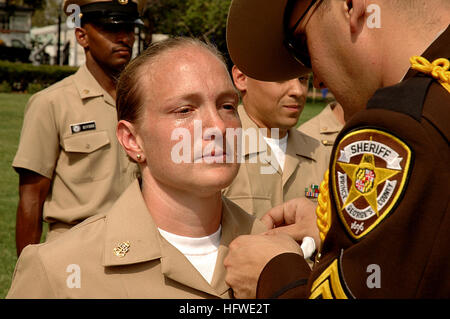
224, 0, 450, 298
12, 0, 141, 254
223, 67, 329, 218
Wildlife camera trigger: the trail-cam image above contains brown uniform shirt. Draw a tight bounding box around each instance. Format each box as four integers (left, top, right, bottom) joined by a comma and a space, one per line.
12, 65, 137, 236
298, 102, 344, 164
257, 26, 450, 299
223, 106, 329, 218
7, 180, 267, 298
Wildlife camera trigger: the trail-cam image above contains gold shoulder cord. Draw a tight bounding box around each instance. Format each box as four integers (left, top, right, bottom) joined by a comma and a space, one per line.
311, 170, 351, 299
410, 56, 450, 93
315, 57, 449, 240
315, 58, 448, 240
316, 169, 332, 246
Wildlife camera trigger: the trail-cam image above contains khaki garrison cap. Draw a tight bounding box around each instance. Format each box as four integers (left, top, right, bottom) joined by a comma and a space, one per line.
226, 0, 311, 82
63, 0, 144, 26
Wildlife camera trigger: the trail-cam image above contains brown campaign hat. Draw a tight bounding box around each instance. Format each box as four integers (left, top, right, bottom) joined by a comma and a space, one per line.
63, 0, 144, 26
226, 0, 310, 81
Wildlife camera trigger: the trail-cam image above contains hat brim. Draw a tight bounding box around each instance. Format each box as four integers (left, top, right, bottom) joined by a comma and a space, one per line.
82, 14, 144, 27
226, 0, 310, 81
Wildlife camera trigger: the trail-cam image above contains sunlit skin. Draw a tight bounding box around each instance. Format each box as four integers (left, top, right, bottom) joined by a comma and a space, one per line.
287, 0, 449, 121
117, 44, 241, 237
233, 65, 308, 138
287, 0, 380, 120
83, 23, 135, 72
76, 23, 135, 99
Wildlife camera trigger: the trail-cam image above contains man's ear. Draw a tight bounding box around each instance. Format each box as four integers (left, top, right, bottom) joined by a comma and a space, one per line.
75, 27, 89, 49
345, 0, 367, 33
116, 120, 145, 163
231, 65, 248, 93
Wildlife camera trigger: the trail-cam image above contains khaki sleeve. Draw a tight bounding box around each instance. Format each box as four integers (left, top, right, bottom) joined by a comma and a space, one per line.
12, 93, 60, 179
6, 245, 56, 298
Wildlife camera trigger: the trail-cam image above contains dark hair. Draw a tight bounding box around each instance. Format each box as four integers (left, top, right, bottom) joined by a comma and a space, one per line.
116, 36, 227, 124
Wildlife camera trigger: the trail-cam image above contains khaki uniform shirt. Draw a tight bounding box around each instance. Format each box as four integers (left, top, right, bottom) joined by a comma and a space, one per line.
223, 106, 329, 218
7, 179, 267, 298
298, 102, 344, 164
12, 65, 137, 236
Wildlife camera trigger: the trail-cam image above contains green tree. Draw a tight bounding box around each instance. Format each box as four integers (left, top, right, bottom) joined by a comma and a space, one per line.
145, 0, 232, 59
30, 0, 61, 27
4, 0, 44, 7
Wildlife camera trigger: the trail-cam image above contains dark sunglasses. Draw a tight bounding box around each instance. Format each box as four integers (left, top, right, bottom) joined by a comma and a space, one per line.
283, 0, 320, 69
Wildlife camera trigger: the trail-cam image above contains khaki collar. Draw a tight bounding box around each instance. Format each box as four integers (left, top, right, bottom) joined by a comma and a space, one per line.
102, 180, 162, 267
237, 105, 319, 161
287, 127, 320, 161
282, 127, 321, 185
237, 105, 265, 157
102, 180, 253, 296
73, 64, 115, 107
317, 102, 344, 134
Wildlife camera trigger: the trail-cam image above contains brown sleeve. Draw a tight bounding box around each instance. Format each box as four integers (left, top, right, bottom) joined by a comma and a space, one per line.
256, 253, 311, 298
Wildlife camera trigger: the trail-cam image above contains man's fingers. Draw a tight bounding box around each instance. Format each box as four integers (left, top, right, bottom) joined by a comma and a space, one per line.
260, 212, 276, 229
261, 204, 285, 229
264, 224, 307, 242
262, 197, 314, 227
261, 200, 297, 227
265, 224, 320, 249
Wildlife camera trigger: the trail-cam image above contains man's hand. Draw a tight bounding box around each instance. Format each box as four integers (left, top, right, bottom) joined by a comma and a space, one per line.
224, 232, 302, 299
261, 197, 320, 249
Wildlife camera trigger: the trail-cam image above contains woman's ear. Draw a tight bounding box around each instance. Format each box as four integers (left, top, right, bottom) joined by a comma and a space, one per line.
231, 65, 248, 93
345, 0, 367, 34
117, 120, 145, 163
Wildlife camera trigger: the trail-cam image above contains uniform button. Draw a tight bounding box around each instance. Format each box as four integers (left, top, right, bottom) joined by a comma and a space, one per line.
83, 89, 89, 95
86, 144, 90, 149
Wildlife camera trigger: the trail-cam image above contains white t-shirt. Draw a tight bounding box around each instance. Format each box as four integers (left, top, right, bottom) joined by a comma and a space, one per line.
158, 226, 222, 284
263, 133, 288, 171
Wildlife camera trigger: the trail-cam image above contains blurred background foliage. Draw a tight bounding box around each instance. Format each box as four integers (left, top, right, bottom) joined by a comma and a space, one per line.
23, 0, 232, 57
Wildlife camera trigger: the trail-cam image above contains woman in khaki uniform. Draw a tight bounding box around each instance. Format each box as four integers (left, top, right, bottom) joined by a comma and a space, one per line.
7, 38, 266, 298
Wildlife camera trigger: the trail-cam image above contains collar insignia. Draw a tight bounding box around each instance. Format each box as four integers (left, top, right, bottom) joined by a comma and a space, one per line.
113, 241, 130, 257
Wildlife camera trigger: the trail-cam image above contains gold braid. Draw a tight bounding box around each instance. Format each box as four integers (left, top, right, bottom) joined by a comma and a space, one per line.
313, 56, 449, 246
410, 56, 450, 93
316, 169, 332, 244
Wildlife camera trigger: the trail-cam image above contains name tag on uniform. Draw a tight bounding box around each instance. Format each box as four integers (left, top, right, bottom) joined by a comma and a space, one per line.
70, 121, 96, 134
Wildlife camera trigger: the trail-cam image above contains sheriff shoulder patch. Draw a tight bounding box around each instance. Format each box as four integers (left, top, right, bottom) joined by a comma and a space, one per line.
331, 128, 412, 240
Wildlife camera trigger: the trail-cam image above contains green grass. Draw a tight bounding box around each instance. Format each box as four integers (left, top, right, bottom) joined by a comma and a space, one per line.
297, 99, 327, 127
0, 93, 30, 299
0, 92, 327, 298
